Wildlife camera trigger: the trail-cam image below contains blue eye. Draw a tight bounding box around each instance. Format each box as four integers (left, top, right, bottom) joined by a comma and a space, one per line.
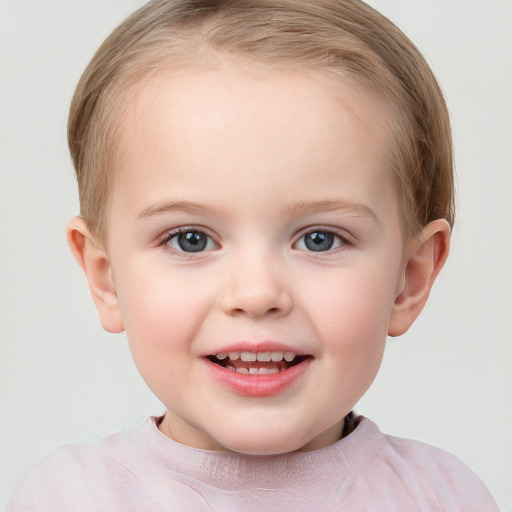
166, 230, 216, 253
297, 230, 344, 252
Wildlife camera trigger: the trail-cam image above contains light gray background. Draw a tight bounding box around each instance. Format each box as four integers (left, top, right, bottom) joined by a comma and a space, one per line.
1, 1, 511, 510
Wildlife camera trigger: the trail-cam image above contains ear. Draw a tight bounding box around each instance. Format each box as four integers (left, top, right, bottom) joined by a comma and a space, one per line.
66, 217, 125, 333
388, 219, 451, 337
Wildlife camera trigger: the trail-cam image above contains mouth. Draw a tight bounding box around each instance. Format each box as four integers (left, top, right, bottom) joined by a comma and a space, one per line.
203, 345, 313, 397
207, 350, 307, 375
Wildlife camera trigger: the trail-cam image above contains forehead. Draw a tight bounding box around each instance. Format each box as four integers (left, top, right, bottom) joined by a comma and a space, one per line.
110, 64, 398, 225
129, 62, 392, 130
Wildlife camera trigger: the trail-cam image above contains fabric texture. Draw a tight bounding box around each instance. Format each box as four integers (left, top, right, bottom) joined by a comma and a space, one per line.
8, 416, 499, 512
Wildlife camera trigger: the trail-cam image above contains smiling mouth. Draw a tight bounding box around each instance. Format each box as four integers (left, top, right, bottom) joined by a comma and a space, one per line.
207, 351, 307, 375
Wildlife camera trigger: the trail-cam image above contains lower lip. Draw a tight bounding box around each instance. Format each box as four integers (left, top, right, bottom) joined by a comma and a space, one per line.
203, 357, 312, 397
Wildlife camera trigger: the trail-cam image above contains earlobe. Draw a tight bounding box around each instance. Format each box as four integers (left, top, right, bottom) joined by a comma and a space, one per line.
388, 219, 451, 337
66, 217, 125, 333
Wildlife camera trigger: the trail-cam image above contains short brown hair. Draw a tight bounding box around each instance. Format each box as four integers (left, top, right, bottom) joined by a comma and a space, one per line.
68, 0, 454, 246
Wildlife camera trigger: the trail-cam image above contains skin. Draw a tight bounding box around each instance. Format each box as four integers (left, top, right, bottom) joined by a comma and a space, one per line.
68, 62, 450, 455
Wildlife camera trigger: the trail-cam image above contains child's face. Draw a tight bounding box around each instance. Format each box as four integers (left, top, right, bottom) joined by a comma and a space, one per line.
105, 63, 407, 454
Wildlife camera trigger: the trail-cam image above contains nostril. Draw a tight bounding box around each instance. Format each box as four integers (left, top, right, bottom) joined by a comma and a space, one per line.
228, 305, 285, 318
220, 280, 293, 318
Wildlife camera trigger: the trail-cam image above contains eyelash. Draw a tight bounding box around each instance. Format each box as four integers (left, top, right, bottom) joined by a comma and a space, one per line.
158, 227, 218, 255
295, 227, 350, 254
157, 226, 352, 256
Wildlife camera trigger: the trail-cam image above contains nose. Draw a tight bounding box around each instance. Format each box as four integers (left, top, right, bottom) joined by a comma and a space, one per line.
220, 250, 293, 319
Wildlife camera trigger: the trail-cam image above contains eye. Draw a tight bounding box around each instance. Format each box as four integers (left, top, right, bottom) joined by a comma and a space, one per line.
165, 229, 217, 253
296, 230, 345, 252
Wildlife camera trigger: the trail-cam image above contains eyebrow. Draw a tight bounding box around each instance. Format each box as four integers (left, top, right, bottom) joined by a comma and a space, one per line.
282, 199, 378, 223
137, 201, 213, 220
137, 198, 378, 223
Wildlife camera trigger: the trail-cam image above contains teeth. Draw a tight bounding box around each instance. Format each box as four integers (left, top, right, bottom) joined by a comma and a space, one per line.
222, 365, 286, 375
241, 352, 257, 362
258, 367, 280, 375
271, 351, 284, 362
284, 352, 295, 362
217, 350, 297, 362
226, 366, 283, 375
256, 352, 272, 362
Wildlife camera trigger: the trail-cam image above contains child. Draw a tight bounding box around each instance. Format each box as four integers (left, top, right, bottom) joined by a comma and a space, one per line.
8, 0, 500, 510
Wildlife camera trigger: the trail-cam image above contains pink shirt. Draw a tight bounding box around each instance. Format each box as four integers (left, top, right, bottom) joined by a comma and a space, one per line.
8, 416, 498, 511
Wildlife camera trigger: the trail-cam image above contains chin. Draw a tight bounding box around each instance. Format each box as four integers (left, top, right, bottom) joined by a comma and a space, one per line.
215, 429, 309, 456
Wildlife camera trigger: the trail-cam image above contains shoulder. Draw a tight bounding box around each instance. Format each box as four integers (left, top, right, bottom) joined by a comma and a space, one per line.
383, 429, 487, 490
358, 417, 499, 511
7, 420, 151, 512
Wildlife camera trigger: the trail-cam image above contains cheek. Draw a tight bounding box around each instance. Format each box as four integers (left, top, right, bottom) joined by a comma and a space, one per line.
304, 264, 398, 380
115, 264, 212, 365
309, 268, 396, 334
